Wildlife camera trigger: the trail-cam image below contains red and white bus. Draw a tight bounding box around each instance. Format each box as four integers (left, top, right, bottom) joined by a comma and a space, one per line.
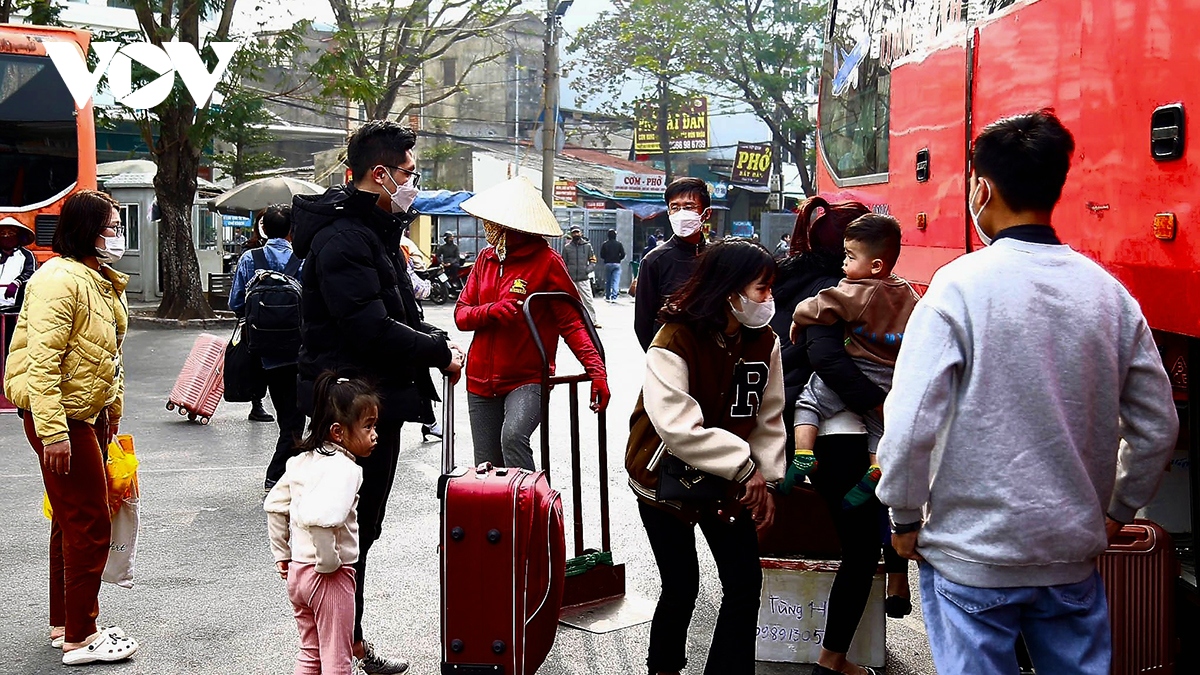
0, 23, 98, 263
815, 0, 1197, 654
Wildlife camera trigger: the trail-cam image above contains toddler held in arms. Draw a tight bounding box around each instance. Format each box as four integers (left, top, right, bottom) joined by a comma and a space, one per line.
784, 214, 919, 508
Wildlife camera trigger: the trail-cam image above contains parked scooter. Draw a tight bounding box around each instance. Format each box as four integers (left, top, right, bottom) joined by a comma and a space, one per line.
416, 266, 452, 305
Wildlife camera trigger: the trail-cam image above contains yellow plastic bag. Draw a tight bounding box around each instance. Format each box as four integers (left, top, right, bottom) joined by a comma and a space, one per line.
41, 434, 139, 521
106, 434, 139, 517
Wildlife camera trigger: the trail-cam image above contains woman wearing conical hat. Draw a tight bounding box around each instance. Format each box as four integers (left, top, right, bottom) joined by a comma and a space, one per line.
454, 176, 610, 470
0, 216, 37, 355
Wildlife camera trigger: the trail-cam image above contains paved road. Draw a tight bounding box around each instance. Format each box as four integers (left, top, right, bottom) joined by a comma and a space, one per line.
0, 299, 936, 674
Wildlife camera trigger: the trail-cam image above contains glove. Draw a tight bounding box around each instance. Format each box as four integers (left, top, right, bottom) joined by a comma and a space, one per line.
3, 282, 16, 299
780, 449, 817, 495
590, 378, 610, 412
486, 299, 522, 323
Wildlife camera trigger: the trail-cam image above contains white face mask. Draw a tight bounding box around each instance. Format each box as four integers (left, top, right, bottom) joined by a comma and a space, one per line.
669, 209, 704, 238
969, 179, 993, 246
96, 233, 125, 264
729, 294, 775, 329
381, 168, 419, 214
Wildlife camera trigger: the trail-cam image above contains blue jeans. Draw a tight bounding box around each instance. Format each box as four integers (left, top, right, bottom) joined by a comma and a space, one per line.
919, 563, 1111, 675
604, 262, 621, 301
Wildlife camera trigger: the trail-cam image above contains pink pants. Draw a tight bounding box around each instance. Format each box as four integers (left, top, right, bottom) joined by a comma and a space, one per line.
287, 563, 356, 675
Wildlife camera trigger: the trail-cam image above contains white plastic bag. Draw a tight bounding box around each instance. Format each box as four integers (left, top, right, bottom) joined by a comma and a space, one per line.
102, 496, 139, 589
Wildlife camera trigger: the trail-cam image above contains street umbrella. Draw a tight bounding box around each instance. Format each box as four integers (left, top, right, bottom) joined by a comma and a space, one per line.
211, 176, 324, 214
97, 159, 157, 176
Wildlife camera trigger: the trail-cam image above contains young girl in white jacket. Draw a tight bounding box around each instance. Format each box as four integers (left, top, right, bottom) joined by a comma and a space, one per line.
265, 373, 379, 675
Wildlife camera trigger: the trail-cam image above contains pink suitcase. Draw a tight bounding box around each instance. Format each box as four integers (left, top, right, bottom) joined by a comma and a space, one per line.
166, 333, 227, 424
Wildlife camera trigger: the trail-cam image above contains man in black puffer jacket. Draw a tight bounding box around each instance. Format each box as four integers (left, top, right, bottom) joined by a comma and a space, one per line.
291, 120, 464, 675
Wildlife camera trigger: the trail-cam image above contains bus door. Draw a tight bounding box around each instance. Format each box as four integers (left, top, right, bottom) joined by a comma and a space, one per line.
882, 1, 975, 286
1074, 0, 1200, 339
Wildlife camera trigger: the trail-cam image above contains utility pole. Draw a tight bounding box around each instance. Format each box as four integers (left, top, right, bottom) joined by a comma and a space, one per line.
514, 48, 521, 176
541, 1, 572, 207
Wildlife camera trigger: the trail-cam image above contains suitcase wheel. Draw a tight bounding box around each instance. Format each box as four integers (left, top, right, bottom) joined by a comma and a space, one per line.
200, 416, 211, 425
179, 408, 188, 417
166, 402, 174, 411
188, 412, 197, 422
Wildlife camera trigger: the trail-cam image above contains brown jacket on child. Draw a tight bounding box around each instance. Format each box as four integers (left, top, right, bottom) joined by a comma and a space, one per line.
791, 275, 919, 367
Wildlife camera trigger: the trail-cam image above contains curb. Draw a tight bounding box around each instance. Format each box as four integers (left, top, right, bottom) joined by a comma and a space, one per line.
129, 315, 238, 331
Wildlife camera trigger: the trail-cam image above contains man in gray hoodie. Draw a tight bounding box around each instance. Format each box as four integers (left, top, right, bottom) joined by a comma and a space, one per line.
877, 110, 1178, 675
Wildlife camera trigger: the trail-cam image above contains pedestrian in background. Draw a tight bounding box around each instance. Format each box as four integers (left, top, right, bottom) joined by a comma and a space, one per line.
228, 204, 306, 490
561, 225, 600, 327
4, 190, 140, 665
774, 233, 790, 256
236, 213, 274, 424
292, 119, 464, 674
436, 231, 461, 293
0, 216, 36, 355
626, 239, 786, 675
634, 177, 709, 351
455, 176, 609, 470
769, 196, 901, 674
266, 373, 380, 675
879, 110, 1178, 675
599, 228, 625, 303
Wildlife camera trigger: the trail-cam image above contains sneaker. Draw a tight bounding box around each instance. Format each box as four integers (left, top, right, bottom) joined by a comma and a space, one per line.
358, 641, 409, 674
421, 422, 443, 442
351, 659, 369, 675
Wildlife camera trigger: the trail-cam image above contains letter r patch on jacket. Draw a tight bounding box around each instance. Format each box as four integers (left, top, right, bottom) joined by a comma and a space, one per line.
510, 279, 529, 294
730, 360, 769, 418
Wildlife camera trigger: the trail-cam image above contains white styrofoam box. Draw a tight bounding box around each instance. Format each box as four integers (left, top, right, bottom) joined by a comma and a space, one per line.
755, 558, 886, 667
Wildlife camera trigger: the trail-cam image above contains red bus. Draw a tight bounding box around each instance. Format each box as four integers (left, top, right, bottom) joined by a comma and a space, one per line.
0, 23, 98, 263
815, 0, 1196, 659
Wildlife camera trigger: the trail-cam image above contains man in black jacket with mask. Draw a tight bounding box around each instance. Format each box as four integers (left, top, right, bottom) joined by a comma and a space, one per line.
292, 120, 464, 674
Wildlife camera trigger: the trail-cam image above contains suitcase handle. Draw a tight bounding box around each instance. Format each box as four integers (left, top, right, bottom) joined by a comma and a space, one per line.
1108, 523, 1156, 553
440, 374, 455, 475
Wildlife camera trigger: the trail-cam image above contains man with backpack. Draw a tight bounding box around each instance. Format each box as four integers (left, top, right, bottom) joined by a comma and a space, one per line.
229, 204, 306, 490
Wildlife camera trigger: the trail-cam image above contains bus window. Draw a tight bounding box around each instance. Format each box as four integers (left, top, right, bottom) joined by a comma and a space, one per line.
0, 53, 79, 209
819, 0, 895, 182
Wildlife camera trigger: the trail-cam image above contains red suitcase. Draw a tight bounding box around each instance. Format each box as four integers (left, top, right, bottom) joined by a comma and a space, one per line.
1097, 519, 1179, 675
439, 376, 566, 675
166, 332, 227, 424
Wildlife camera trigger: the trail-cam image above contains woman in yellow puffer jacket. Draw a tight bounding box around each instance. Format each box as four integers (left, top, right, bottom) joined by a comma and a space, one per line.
3, 190, 140, 665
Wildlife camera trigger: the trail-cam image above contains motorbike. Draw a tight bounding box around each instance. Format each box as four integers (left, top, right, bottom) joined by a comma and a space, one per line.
427, 252, 474, 305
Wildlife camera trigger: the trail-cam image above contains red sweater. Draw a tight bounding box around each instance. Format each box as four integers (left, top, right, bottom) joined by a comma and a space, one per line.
455, 233, 606, 398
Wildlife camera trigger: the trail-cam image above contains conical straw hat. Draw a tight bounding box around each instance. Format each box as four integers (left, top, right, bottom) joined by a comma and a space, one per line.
0, 217, 35, 247
461, 176, 564, 237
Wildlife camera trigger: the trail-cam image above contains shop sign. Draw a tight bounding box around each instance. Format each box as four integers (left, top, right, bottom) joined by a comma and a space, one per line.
613, 172, 667, 196
634, 96, 710, 153
731, 142, 773, 185
584, 200, 608, 210
554, 180, 578, 204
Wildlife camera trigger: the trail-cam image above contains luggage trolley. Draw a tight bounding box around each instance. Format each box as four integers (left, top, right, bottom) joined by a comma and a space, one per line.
521, 291, 626, 611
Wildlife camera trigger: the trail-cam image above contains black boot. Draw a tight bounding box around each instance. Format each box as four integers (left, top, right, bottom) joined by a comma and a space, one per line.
249, 398, 274, 423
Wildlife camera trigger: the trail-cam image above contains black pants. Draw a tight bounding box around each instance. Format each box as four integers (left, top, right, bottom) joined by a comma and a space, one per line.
352, 417, 403, 643
263, 364, 306, 484
638, 501, 762, 675
810, 433, 884, 655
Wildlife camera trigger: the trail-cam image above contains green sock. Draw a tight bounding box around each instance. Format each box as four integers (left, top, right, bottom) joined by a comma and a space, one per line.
843, 464, 882, 509
780, 449, 817, 494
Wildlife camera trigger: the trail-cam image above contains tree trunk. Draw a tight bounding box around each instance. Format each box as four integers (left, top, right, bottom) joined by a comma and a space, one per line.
0, 0, 12, 23
791, 131, 816, 197
153, 99, 214, 319
657, 75, 672, 183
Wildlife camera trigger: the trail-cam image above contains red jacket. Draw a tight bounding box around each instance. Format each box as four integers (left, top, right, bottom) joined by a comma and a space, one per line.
455, 233, 606, 398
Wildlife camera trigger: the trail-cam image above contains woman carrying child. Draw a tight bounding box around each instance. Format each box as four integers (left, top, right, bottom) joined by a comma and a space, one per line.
626, 239, 787, 675
265, 373, 380, 675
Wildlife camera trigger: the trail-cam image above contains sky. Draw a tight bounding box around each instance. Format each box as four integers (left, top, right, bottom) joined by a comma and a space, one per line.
231, 0, 771, 155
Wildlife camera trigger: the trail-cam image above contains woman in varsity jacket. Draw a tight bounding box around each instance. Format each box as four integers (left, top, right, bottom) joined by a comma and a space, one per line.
626, 239, 786, 675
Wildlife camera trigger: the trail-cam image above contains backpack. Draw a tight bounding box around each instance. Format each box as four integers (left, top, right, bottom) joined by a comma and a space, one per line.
244, 248, 302, 357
